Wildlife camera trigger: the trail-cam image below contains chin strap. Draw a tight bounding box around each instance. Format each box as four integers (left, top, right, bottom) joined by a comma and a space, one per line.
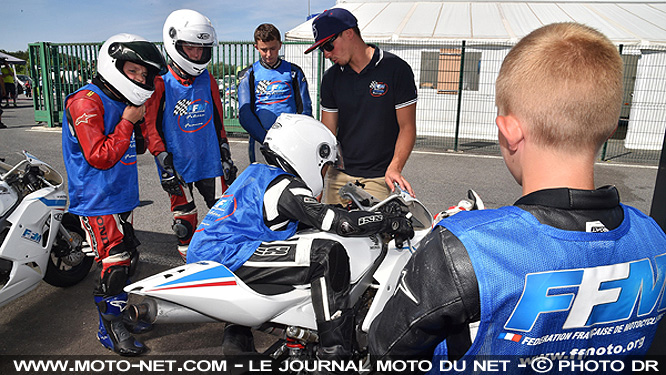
168, 61, 196, 82
93, 75, 127, 104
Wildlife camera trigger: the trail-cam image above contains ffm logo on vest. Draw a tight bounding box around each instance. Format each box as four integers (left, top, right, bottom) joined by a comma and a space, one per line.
505, 253, 666, 332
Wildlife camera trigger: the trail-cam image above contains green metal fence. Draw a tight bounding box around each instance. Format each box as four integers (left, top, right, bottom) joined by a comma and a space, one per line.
367, 39, 666, 166
27, 40, 666, 165
28, 42, 98, 127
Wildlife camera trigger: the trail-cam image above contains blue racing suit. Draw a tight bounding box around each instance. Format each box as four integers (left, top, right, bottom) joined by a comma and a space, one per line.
238, 59, 312, 143
432, 204, 665, 364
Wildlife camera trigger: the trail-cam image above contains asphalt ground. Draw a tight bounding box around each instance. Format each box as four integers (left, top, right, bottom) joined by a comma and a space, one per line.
0, 96, 664, 363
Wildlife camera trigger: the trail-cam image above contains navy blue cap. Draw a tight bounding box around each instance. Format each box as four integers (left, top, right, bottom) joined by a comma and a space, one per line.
304, 8, 358, 54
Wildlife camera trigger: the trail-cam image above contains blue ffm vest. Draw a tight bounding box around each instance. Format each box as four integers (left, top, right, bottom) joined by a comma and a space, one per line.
62, 84, 139, 216
161, 71, 223, 183
187, 163, 299, 270
429, 205, 666, 374
250, 59, 302, 131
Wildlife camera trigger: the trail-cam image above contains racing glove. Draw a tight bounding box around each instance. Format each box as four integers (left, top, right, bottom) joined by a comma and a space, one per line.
382, 213, 414, 248
220, 141, 238, 186
156, 151, 182, 196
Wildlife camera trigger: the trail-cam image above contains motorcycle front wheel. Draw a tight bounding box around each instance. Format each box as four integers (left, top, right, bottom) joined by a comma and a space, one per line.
43, 213, 94, 287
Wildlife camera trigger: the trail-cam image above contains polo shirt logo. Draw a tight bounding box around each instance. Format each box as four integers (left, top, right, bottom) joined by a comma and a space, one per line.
369, 81, 388, 97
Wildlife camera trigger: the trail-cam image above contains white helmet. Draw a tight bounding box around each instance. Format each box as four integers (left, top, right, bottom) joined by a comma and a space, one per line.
97, 33, 167, 106
163, 9, 217, 77
263, 114, 342, 197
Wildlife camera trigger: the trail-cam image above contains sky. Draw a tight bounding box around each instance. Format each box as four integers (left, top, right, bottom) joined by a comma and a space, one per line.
0, 0, 336, 52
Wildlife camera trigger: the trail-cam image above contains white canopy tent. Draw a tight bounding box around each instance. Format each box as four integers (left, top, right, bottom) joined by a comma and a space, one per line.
285, 0, 666, 151
0, 51, 26, 65
287, 0, 666, 45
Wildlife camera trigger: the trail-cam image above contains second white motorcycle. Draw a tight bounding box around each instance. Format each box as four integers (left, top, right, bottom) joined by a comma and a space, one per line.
0, 151, 93, 308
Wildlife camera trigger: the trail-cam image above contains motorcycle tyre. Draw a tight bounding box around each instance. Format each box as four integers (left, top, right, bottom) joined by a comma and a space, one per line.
43, 213, 94, 287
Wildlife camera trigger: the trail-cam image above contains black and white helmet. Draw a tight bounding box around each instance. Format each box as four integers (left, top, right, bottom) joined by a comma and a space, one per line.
263, 114, 342, 197
163, 9, 217, 77
97, 33, 167, 105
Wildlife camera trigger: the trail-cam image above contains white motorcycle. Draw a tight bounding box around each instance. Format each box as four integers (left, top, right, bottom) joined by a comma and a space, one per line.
125, 182, 433, 362
0, 151, 93, 308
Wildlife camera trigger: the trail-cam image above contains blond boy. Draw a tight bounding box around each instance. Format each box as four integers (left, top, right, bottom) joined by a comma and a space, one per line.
369, 23, 666, 369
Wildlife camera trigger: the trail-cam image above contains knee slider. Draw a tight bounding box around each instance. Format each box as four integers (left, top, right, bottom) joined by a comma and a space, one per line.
101, 265, 129, 295
327, 243, 350, 293
172, 219, 194, 239
100, 249, 131, 295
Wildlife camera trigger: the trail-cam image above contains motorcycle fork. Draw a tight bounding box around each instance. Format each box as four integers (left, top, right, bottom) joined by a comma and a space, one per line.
56, 225, 80, 253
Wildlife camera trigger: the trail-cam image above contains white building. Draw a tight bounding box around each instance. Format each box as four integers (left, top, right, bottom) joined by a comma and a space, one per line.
285, 0, 666, 151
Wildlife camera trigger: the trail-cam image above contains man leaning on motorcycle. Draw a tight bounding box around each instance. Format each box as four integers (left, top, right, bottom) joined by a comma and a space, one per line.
187, 113, 414, 369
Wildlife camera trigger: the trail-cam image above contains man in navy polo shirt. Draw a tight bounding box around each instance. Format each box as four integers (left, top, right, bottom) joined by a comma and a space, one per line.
305, 8, 417, 205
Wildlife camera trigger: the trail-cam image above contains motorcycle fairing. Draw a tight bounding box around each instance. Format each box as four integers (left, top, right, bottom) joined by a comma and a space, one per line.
0, 185, 66, 307
126, 261, 314, 328
35, 196, 68, 207
147, 263, 237, 291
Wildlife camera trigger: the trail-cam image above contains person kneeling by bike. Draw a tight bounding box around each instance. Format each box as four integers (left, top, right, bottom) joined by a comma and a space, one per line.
187, 113, 414, 365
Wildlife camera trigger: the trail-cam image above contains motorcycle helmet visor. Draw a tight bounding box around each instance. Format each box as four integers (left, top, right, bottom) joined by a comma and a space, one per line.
109, 41, 167, 90
175, 41, 213, 65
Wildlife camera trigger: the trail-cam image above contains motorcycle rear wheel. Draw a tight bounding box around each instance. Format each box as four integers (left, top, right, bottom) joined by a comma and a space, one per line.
43, 213, 93, 287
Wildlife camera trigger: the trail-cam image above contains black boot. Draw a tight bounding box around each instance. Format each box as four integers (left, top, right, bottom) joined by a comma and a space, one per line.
315, 310, 355, 374
95, 293, 148, 356
221, 324, 256, 355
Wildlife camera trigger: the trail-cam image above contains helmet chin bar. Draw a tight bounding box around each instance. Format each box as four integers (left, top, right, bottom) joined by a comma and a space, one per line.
262, 146, 300, 178
130, 87, 152, 106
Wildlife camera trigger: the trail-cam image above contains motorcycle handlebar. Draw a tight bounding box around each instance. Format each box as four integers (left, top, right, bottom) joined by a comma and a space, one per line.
338, 182, 381, 210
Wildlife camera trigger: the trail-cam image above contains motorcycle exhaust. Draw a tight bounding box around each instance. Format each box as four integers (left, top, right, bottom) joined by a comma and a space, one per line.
127, 298, 219, 324
286, 326, 319, 343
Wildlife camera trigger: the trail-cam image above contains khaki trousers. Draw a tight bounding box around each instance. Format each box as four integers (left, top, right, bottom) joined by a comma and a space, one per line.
322, 168, 390, 206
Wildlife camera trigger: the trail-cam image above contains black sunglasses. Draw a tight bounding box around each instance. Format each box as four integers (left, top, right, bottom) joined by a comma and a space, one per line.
319, 33, 340, 53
